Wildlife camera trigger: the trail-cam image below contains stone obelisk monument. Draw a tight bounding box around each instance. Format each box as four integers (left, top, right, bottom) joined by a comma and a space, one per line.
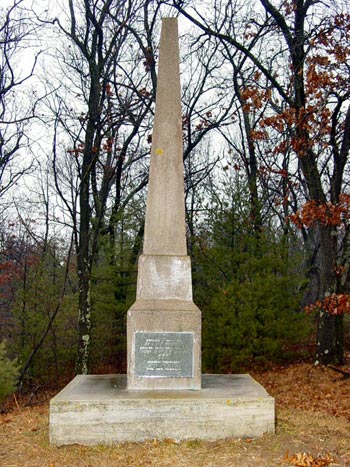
127, 17, 201, 391
50, 18, 274, 445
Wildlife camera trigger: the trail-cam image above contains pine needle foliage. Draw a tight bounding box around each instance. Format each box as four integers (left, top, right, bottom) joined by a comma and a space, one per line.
0, 340, 19, 402
193, 191, 311, 372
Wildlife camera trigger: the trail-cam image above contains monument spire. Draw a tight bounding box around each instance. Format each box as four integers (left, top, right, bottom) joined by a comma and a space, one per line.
134, 17, 192, 304
127, 17, 201, 390
143, 17, 187, 256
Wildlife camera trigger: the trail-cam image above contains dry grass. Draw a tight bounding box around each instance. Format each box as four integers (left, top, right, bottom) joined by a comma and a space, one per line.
1, 363, 350, 467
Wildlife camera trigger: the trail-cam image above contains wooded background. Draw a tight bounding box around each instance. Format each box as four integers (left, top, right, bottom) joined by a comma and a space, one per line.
0, 0, 349, 396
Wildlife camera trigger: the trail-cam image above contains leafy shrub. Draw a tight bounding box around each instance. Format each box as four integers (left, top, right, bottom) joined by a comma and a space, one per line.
0, 340, 19, 403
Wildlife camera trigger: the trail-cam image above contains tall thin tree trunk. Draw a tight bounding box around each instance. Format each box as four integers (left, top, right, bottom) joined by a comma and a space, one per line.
75, 138, 94, 374
76, 266, 91, 374
314, 225, 343, 364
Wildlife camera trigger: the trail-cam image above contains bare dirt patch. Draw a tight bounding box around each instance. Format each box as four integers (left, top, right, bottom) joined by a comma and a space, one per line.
1, 363, 349, 467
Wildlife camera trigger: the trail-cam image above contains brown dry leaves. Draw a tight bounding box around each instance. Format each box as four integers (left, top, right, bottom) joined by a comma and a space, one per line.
285, 451, 334, 467
253, 363, 350, 420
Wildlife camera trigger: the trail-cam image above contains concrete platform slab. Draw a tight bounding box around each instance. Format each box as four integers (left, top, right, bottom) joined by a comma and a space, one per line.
50, 374, 275, 445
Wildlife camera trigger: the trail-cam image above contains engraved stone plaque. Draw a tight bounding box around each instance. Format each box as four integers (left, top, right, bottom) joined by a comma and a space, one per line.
134, 332, 193, 377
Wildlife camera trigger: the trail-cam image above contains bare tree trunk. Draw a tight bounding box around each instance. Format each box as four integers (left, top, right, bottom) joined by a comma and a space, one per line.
314, 224, 345, 365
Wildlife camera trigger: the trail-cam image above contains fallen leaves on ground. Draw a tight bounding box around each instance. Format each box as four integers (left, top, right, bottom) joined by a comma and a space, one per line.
253, 363, 350, 420
285, 451, 334, 467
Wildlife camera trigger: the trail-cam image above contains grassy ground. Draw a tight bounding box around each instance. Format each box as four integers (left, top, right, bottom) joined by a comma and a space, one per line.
1, 363, 350, 467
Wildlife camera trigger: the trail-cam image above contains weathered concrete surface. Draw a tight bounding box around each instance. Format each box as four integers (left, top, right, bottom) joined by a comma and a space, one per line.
50, 374, 275, 446
126, 18, 201, 391
136, 255, 192, 301
142, 17, 186, 257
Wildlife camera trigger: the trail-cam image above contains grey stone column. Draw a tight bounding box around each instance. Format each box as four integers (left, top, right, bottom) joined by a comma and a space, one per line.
127, 18, 201, 390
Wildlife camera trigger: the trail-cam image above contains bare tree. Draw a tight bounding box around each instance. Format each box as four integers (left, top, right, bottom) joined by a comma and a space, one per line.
0, 0, 41, 198
45, 0, 153, 374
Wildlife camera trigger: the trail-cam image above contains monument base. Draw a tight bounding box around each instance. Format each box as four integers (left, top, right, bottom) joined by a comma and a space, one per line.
127, 299, 201, 390
50, 374, 274, 446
